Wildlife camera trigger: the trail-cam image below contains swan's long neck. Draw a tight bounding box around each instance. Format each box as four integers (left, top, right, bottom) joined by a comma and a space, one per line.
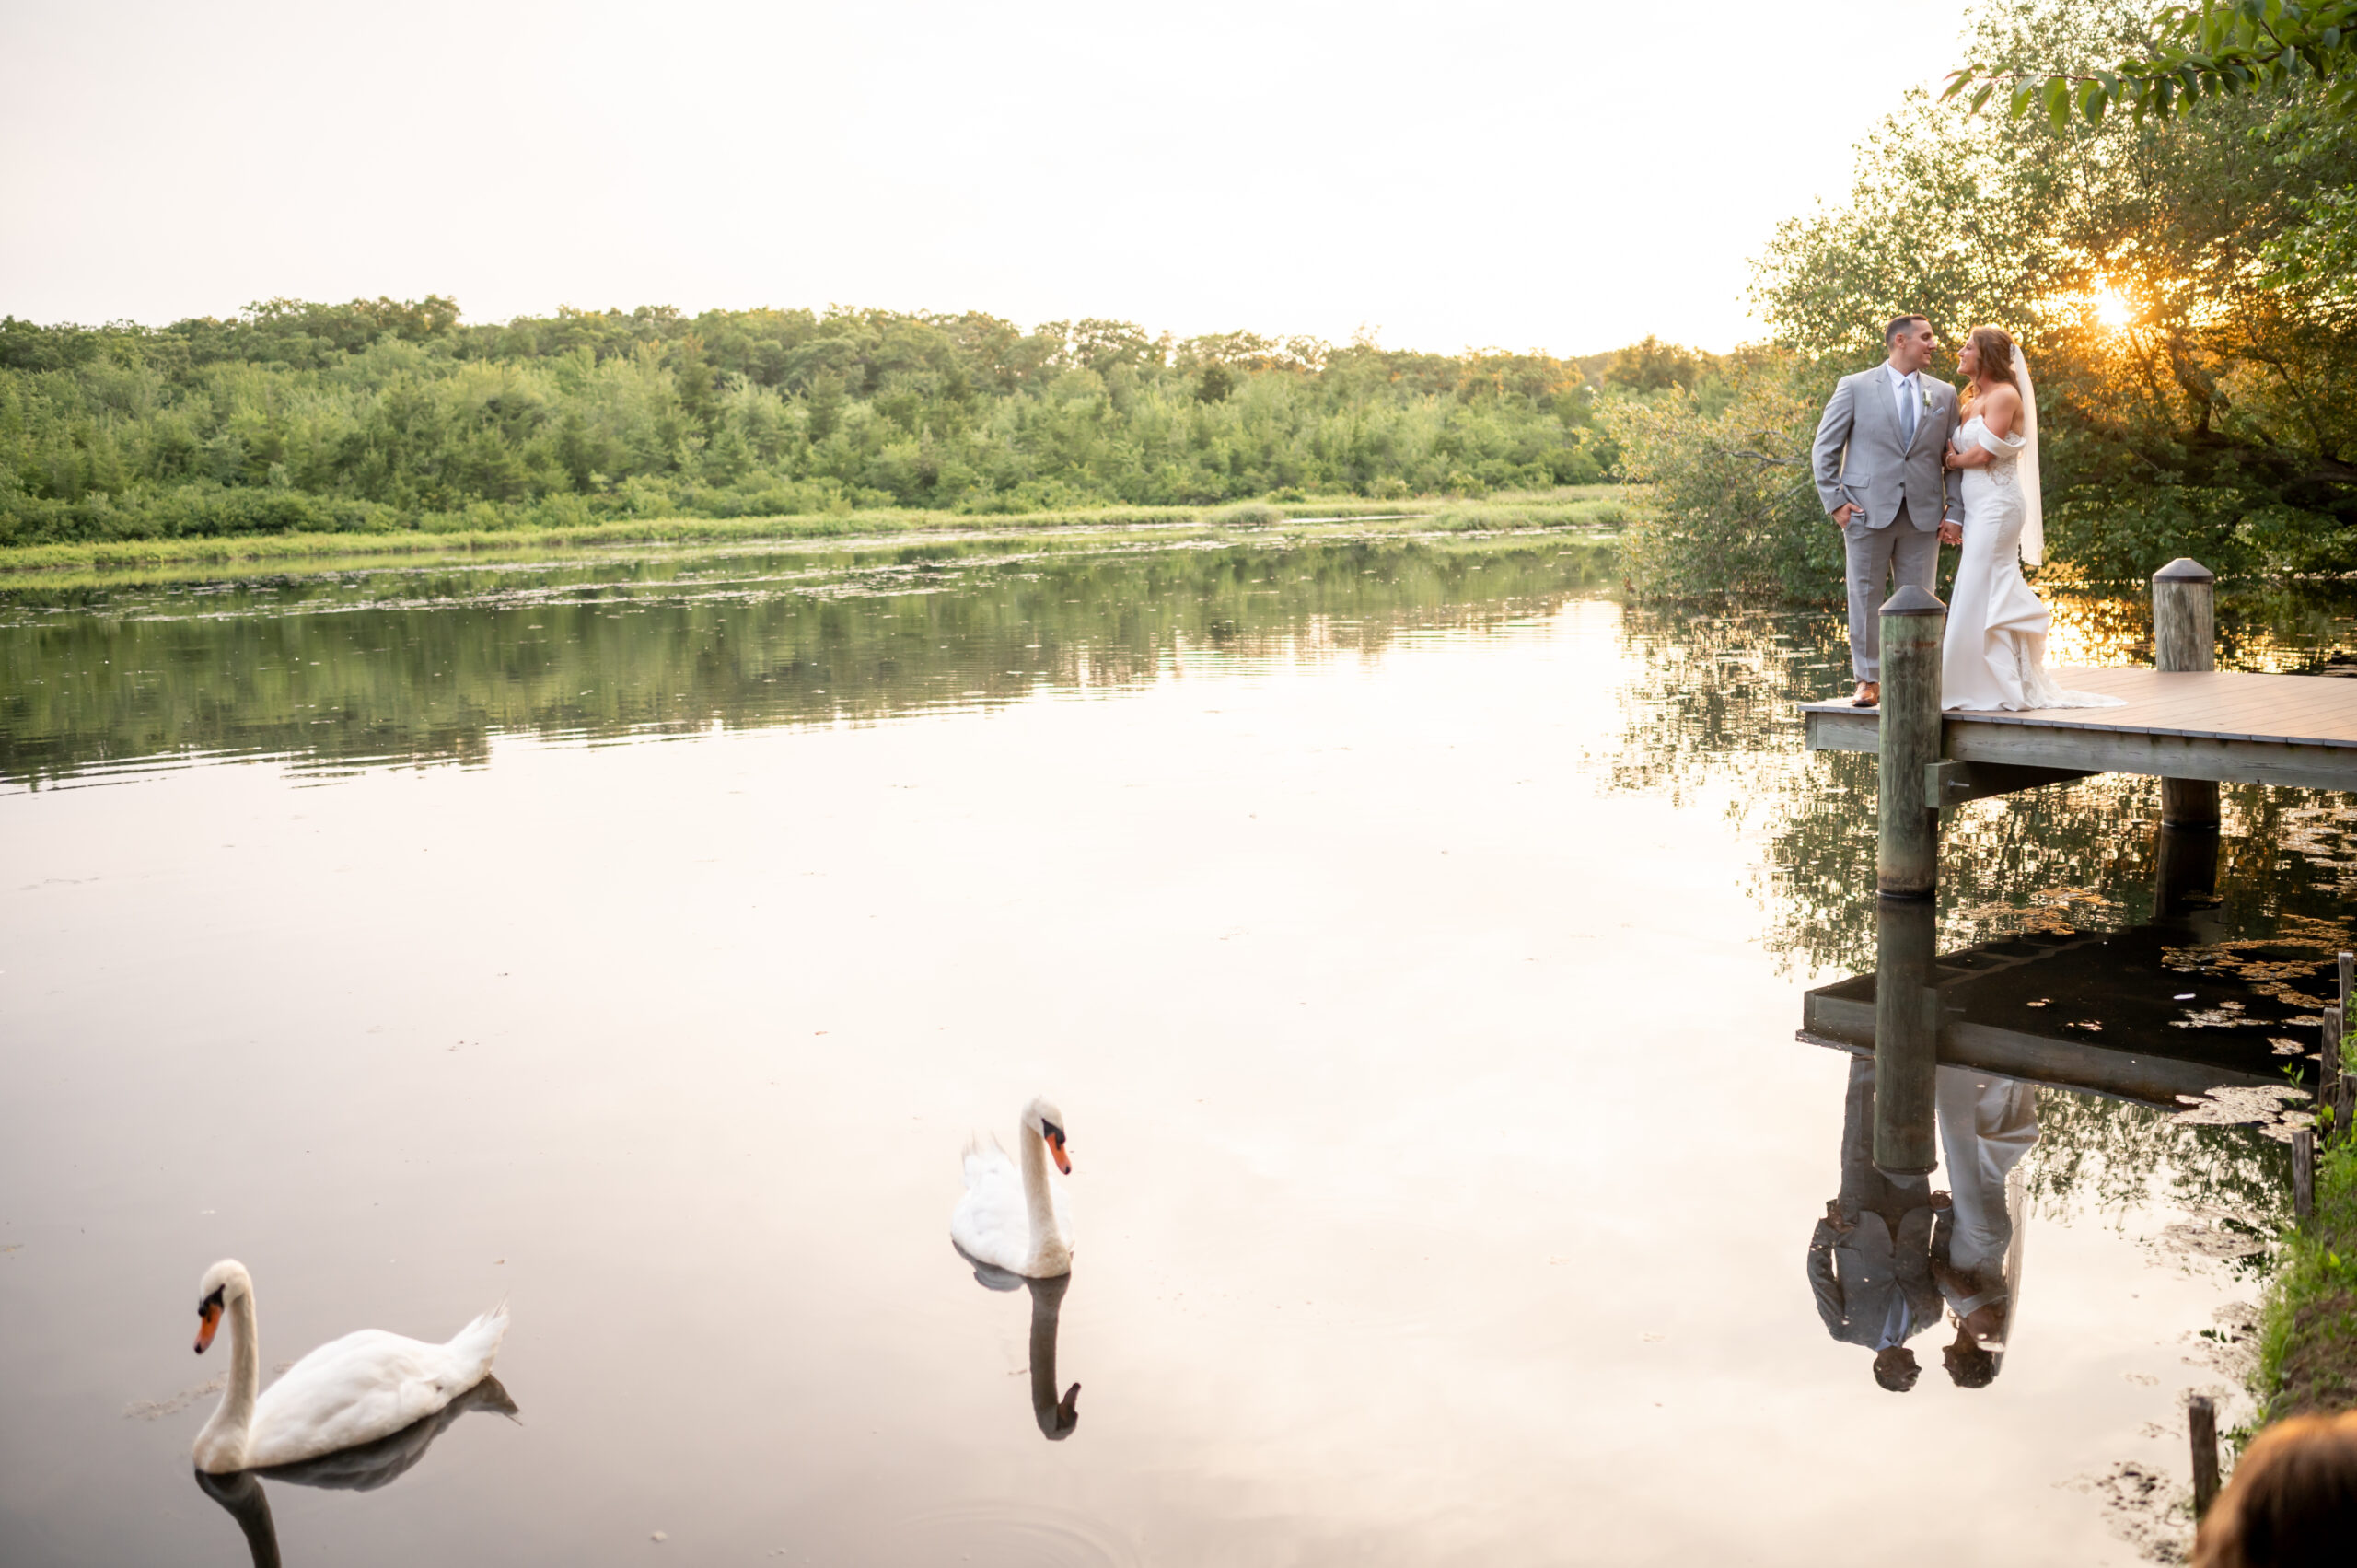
1019, 1123, 1066, 1270
196, 1288, 261, 1469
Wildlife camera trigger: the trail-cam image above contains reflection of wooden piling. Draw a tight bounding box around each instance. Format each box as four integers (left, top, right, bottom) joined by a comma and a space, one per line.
1873, 897, 1940, 1176
2189, 1394, 2222, 1518
1877, 587, 1945, 901
2154, 823, 2221, 915
2153, 560, 2221, 830
2294, 1128, 2316, 1224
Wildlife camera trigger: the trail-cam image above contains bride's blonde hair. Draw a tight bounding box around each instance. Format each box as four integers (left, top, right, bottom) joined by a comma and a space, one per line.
1960, 326, 2020, 412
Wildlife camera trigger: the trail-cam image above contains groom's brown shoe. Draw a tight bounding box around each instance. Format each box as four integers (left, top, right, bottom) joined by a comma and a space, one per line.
1852, 681, 1880, 707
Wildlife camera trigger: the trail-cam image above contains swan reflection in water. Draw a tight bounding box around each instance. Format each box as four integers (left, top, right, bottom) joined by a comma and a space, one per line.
194, 1376, 520, 1565
958, 1258, 1082, 1440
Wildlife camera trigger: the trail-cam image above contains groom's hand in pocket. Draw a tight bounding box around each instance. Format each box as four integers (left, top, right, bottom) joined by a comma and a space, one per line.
1831, 504, 1855, 527
1938, 520, 1962, 546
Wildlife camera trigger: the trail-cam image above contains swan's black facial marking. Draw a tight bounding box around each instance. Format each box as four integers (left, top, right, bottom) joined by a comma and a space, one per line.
1039, 1120, 1071, 1174
194, 1286, 226, 1355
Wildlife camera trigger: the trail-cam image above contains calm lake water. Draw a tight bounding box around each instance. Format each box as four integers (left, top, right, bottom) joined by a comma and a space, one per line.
2, 533, 2353, 1565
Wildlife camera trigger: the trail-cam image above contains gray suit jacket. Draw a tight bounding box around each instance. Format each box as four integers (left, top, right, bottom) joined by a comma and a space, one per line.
1811, 366, 1962, 530
1808, 1208, 1942, 1348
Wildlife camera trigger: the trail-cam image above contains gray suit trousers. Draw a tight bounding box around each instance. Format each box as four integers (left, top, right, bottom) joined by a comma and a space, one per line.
1844, 504, 1941, 681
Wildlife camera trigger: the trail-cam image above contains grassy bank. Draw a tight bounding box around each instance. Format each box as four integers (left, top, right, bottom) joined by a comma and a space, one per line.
0, 487, 1637, 578
2255, 1135, 2357, 1423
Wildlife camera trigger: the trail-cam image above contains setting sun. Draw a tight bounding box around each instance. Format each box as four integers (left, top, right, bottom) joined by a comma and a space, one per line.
2093, 288, 2136, 329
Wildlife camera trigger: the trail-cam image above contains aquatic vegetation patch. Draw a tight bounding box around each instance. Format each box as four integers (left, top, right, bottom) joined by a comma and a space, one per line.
2255, 1139, 2357, 1423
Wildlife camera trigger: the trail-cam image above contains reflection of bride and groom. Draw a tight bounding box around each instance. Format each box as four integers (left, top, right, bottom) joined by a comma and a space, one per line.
1807, 1058, 2037, 1392
1814, 315, 2122, 715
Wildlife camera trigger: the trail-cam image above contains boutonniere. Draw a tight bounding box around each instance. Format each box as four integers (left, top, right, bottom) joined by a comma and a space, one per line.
1922, 388, 1935, 412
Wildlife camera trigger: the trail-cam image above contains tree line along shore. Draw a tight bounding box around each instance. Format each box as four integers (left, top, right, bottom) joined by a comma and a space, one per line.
0, 297, 1685, 557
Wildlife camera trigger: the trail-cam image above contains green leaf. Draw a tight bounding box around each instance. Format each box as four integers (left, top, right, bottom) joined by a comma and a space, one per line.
2011, 82, 2038, 121
2081, 79, 2109, 123
1969, 82, 1995, 113
2325, 26, 2342, 48
1941, 68, 1973, 101
2047, 75, 2072, 132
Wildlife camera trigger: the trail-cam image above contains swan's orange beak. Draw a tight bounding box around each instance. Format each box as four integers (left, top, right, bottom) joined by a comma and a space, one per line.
195, 1299, 221, 1354
1048, 1130, 1071, 1175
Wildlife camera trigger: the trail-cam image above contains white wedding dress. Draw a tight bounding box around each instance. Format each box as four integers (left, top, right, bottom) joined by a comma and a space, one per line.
1940, 372, 2122, 712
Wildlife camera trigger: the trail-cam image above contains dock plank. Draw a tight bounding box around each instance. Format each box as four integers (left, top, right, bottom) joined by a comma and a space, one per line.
1797, 667, 2357, 790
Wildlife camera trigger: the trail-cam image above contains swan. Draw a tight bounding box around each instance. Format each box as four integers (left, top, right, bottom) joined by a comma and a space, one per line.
188, 1259, 508, 1474
950, 1096, 1074, 1279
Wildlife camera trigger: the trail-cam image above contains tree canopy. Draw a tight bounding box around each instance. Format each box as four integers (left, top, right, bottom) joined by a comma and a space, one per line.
0, 301, 1658, 546
1612, 0, 2357, 597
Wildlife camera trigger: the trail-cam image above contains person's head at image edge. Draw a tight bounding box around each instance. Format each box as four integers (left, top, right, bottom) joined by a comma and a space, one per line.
2190, 1411, 2357, 1568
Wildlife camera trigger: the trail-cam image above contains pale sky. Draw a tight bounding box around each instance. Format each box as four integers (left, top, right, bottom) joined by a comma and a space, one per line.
2, 0, 1967, 354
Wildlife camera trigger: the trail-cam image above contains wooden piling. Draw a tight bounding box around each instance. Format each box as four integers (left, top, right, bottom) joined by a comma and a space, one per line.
1873, 896, 1941, 1176
2328, 947, 2347, 1145
2325, 954, 2349, 1146
1877, 586, 1945, 901
2153, 559, 2222, 830
2189, 1394, 2221, 1519
2293, 1127, 2316, 1224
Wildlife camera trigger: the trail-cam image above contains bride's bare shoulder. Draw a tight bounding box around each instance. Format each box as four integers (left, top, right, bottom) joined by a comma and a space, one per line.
1980, 382, 2022, 412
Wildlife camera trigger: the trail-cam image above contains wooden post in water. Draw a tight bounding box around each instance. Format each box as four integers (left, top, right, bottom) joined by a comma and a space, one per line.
1873, 896, 1941, 1176
1877, 586, 1945, 900
2153, 560, 2221, 830
2328, 947, 2347, 1145
2189, 1394, 2222, 1519
2325, 955, 2349, 1146
2326, 1032, 2345, 1150
2293, 1128, 2316, 1224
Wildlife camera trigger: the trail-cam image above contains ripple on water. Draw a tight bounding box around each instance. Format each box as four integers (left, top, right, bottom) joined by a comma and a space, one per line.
874, 1501, 1140, 1568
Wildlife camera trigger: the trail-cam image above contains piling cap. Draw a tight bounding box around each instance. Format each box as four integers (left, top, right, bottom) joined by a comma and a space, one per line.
2154, 557, 2214, 582
1880, 584, 1946, 617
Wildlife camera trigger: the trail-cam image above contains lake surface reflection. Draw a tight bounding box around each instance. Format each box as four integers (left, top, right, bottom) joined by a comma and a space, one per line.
2, 534, 2353, 1565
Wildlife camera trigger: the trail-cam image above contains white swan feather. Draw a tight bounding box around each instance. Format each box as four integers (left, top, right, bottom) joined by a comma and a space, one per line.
190, 1259, 507, 1474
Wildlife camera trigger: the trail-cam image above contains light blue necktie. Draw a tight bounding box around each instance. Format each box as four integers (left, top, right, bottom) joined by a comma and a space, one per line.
1900, 375, 1919, 447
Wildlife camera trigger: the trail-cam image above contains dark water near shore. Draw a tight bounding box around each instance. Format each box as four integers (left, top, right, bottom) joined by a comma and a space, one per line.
3, 534, 2354, 1565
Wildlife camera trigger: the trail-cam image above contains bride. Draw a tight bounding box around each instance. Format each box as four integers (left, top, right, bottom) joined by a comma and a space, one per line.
1939, 328, 2121, 713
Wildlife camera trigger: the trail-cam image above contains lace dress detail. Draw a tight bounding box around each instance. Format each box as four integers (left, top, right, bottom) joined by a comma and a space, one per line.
1941, 416, 2123, 713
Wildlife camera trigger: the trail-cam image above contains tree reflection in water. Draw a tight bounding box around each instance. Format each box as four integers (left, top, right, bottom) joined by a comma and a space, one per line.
1599, 585, 2355, 1307
0, 537, 1618, 787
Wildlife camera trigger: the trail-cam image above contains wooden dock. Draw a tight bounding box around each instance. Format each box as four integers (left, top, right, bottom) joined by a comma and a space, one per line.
1797, 920, 2316, 1110
1794, 560, 2357, 1174
1801, 665, 2357, 796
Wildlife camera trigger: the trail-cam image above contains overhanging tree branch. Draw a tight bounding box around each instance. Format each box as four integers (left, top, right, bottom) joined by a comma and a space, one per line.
1945, 1, 2357, 131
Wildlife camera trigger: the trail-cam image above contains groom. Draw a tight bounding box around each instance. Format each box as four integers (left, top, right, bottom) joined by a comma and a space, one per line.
1811, 316, 1964, 706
